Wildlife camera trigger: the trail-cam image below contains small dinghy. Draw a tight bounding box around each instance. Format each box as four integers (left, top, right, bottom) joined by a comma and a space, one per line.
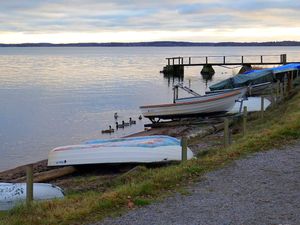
48, 135, 194, 166
0, 183, 64, 211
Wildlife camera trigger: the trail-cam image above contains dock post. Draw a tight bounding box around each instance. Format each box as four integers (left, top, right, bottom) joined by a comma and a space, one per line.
287, 71, 293, 91
189, 57, 191, 64
173, 85, 179, 103
229, 128, 232, 145
26, 164, 34, 206
280, 54, 287, 64
181, 137, 187, 161
173, 87, 176, 103
243, 106, 248, 136
261, 96, 264, 118
284, 74, 287, 96
276, 80, 280, 101
281, 82, 284, 100
269, 87, 275, 107
223, 56, 226, 64
224, 118, 229, 147
287, 72, 292, 93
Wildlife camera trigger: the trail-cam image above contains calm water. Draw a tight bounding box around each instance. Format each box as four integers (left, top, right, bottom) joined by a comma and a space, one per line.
0, 46, 299, 171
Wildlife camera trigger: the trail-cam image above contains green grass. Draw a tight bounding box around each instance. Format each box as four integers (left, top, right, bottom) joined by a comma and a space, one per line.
1, 89, 300, 225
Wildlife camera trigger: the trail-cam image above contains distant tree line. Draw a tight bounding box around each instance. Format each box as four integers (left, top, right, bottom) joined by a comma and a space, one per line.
0, 41, 300, 47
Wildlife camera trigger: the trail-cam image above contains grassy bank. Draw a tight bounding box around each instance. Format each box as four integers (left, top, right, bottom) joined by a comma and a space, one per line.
2, 89, 300, 225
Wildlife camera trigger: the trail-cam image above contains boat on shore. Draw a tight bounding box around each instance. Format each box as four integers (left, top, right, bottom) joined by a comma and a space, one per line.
140, 89, 242, 122
209, 69, 275, 95
206, 82, 271, 96
205, 86, 248, 97
209, 63, 300, 95
0, 183, 64, 211
48, 135, 194, 166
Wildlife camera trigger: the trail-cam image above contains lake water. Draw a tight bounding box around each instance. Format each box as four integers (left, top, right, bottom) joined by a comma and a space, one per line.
1, 46, 300, 172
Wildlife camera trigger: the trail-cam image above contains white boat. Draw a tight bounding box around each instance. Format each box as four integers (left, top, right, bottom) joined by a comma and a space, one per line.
140, 89, 242, 121
48, 135, 194, 166
0, 183, 64, 211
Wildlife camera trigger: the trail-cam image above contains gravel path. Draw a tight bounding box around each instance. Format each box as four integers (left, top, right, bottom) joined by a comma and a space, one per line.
94, 143, 300, 225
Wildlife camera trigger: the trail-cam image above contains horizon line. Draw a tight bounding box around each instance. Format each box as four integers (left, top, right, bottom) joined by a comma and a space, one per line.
1, 40, 300, 47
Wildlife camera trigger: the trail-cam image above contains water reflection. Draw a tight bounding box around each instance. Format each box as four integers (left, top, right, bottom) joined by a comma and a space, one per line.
163, 73, 184, 87
201, 73, 214, 88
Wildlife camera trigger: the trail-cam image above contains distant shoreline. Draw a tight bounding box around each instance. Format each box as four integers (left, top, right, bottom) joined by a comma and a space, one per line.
1, 41, 300, 47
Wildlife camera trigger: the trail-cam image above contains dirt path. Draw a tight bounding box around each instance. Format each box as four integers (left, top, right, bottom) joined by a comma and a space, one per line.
94, 143, 300, 225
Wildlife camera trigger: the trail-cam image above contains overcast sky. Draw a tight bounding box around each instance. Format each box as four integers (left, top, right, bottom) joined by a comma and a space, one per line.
0, 0, 299, 43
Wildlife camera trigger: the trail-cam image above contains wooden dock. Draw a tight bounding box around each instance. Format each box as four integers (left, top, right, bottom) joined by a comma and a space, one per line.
162, 54, 290, 76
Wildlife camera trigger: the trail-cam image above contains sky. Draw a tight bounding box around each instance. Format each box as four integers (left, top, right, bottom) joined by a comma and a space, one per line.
0, 0, 299, 43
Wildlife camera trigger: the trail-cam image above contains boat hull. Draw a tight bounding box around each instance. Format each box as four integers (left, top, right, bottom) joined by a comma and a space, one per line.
0, 183, 64, 211
140, 90, 241, 120
48, 136, 194, 166
248, 82, 272, 95
205, 86, 248, 98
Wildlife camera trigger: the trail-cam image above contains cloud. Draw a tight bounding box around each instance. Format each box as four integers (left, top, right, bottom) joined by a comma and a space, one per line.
0, 0, 299, 42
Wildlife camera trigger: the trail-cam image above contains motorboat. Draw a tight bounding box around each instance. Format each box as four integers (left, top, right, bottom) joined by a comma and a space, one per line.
206, 83, 271, 96
208, 63, 300, 95
140, 89, 242, 122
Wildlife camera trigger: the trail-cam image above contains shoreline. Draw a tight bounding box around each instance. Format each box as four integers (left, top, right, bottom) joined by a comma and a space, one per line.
0, 119, 224, 182
0, 125, 183, 182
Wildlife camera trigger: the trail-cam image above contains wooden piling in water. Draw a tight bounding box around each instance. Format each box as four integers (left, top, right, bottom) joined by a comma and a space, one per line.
181, 137, 187, 161
26, 164, 33, 206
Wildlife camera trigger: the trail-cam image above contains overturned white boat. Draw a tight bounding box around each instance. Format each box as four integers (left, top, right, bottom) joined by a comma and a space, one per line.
48, 135, 194, 166
0, 183, 64, 211
140, 89, 242, 122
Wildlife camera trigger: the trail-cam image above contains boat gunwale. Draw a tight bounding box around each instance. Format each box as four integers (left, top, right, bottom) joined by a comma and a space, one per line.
140, 90, 240, 109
